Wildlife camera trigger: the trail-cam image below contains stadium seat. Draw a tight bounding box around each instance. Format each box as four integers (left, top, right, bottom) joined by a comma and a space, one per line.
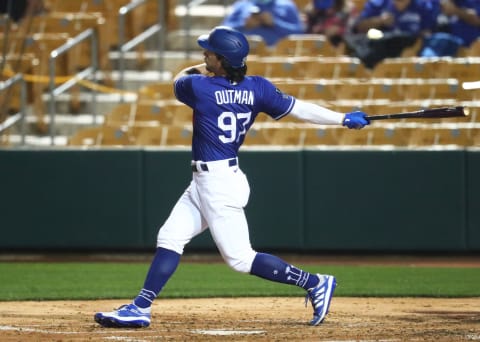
403, 80, 463, 101
303, 126, 342, 146
274, 80, 339, 101
103, 103, 137, 127
402, 58, 447, 79
442, 58, 480, 82
99, 126, 136, 146
137, 82, 175, 103
135, 104, 173, 126
472, 128, 480, 146
466, 39, 480, 57
295, 57, 368, 79
135, 126, 165, 146
467, 106, 480, 122
163, 125, 193, 146
44, 0, 137, 50
168, 105, 193, 126
68, 127, 102, 146
339, 128, 373, 145
269, 126, 304, 145
246, 58, 299, 78
340, 126, 412, 146
105, 103, 181, 128
273, 34, 339, 57
301, 81, 340, 101
26, 12, 107, 71
247, 36, 269, 56
408, 127, 472, 147
242, 126, 272, 145
371, 59, 406, 78
372, 127, 412, 146
337, 81, 404, 101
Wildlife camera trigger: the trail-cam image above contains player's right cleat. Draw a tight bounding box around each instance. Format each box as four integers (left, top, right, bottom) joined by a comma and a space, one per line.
94, 304, 151, 328
305, 274, 337, 326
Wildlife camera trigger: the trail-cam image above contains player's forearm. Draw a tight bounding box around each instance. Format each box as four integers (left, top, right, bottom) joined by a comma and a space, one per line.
289, 99, 345, 125
173, 63, 209, 81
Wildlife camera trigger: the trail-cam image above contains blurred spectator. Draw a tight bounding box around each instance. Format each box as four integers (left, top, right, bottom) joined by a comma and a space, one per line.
419, 0, 480, 57
0, 0, 44, 23
345, 0, 437, 68
304, 0, 359, 46
222, 0, 305, 47
353, 0, 436, 36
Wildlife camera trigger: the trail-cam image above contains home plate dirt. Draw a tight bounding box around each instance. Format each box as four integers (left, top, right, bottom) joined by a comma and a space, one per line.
0, 297, 479, 341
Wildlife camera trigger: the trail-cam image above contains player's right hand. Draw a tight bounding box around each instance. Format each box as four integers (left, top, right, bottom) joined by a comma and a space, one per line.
343, 111, 370, 129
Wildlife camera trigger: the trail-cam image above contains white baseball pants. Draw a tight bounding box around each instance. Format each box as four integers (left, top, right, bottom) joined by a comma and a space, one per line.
157, 158, 257, 273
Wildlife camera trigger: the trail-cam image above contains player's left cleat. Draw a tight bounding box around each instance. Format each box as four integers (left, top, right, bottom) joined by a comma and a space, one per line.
94, 304, 151, 328
305, 274, 337, 326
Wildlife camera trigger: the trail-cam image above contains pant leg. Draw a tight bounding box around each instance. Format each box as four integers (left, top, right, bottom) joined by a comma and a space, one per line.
195, 167, 257, 273
157, 181, 208, 254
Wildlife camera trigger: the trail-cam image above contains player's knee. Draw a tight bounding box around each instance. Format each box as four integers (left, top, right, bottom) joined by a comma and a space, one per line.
157, 233, 187, 255
157, 240, 184, 255
225, 250, 257, 273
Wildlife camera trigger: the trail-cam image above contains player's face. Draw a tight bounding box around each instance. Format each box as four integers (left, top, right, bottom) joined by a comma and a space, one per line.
203, 50, 223, 74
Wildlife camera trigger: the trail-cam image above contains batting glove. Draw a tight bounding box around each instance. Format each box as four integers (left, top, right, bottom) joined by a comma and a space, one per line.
343, 111, 370, 129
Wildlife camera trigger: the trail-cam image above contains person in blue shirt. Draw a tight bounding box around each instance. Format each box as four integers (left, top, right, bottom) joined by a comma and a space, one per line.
419, 0, 480, 56
346, 0, 437, 67
94, 26, 369, 329
222, 0, 305, 47
353, 0, 437, 36
438, 0, 480, 47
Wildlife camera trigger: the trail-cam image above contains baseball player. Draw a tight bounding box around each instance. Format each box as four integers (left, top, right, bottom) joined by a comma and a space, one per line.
94, 26, 369, 328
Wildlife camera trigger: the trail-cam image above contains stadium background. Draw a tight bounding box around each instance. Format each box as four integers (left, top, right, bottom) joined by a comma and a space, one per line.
1, 0, 479, 253
1, 1, 479, 340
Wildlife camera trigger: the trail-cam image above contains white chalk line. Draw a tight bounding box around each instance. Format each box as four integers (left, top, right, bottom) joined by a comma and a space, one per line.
191, 329, 266, 336
0, 325, 148, 336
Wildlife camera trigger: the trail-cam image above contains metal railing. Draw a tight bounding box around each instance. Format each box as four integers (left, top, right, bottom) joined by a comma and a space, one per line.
48, 28, 98, 146
0, 73, 27, 146
117, 0, 166, 100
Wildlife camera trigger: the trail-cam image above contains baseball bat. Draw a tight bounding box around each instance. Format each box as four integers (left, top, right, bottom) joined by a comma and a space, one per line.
366, 106, 469, 121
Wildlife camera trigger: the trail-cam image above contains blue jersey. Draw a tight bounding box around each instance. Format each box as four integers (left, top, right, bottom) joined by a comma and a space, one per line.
358, 0, 436, 34
174, 75, 295, 161
222, 0, 305, 46
432, 0, 480, 46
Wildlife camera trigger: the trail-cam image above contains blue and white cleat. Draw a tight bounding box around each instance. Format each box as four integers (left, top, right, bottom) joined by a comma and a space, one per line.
305, 274, 337, 326
94, 304, 151, 328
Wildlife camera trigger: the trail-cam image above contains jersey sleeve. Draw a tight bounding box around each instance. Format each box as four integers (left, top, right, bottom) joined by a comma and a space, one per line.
256, 78, 295, 120
174, 75, 202, 108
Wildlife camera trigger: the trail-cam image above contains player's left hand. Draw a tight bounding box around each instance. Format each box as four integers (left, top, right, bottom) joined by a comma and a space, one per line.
343, 111, 370, 129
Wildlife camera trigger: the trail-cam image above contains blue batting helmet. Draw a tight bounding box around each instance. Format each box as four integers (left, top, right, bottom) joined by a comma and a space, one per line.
197, 26, 250, 68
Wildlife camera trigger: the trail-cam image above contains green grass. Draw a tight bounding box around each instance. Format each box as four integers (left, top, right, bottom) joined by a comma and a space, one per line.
0, 262, 479, 301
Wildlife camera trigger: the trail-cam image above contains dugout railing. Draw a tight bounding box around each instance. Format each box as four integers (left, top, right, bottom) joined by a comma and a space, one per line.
117, 0, 166, 101
0, 74, 27, 146
48, 28, 98, 146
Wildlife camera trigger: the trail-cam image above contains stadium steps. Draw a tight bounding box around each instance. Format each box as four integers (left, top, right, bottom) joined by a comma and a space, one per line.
4, 1, 221, 146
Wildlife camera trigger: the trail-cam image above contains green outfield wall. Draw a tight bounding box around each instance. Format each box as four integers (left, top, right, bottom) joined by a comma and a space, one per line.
0, 149, 478, 252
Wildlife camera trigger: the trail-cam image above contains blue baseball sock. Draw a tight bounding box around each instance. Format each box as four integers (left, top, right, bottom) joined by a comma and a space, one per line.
133, 247, 180, 309
250, 253, 319, 290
